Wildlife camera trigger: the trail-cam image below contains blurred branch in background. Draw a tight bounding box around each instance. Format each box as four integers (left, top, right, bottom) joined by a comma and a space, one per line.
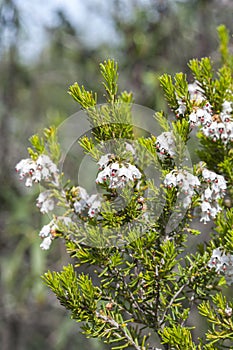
0, 0, 233, 349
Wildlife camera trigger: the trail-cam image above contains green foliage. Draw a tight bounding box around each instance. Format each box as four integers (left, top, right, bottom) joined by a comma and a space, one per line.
154, 111, 170, 132
188, 57, 233, 112
28, 126, 61, 162
199, 293, 233, 348
28, 134, 45, 159
43, 265, 100, 321
159, 74, 178, 112
159, 325, 196, 349
188, 57, 214, 99
214, 208, 233, 252
68, 83, 97, 109
17, 24, 233, 350
44, 126, 61, 162
217, 25, 233, 69
174, 73, 189, 101
6, 1, 233, 349
100, 59, 119, 103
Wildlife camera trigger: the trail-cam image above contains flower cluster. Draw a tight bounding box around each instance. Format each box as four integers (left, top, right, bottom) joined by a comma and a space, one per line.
72, 186, 102, 218
200, 101, 233, 144
36, 190, 55, 214
164, 169, 200, 208
164, 166, 227, 222
96, 154, 142, 189
188, 81, 205, 103
200, 168, 227, 223
39, 216, 72, 250
188, 102, 212, 129
86, 194, 103, 218
176, 81, 233, 145
208, 248, 233, 285
15, 154, 59, 187
155, 131, 176, 159
176, 82, 205, 117
36, 185, 103, 250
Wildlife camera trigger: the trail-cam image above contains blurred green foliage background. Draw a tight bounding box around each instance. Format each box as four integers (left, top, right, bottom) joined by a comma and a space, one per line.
1, 0, 233, 349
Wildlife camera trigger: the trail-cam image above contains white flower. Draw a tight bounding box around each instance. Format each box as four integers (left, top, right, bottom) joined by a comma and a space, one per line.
225, 122, 233, 134
189, 112, 198, 127
209, 205, 219, 218
198, 168, 227, 223
15, 158, 36, 177
37, 155, 59, 185
188, 81, 205, 103
176, 172, 185, 186
225, 305, 232, 317
200, 201, 211, 224
40, 236, 53, 250
39, 216, 73, 250
164, 170, 198, 193
202, 170, 227, 192
156, 131, 176, 159
200, 212, 211, 224
96, 158, 142, 189
216, 175, 227, 191
222, 100, 232, 114
164, 172, 177, 188
200, 100, 233, 145
188, 106, 212, 128
15, 154, 59, 187
186, 98, 233, 145
32, 169, 43, 183
186, 172, 200, 188
200, 199, 212, 214
164, 166, 226, 224
217, 122, 225, 135
73, 201, 83, 213
15, 158, 37, 186
183, 195, 192, 208
208, 247, 233, 285
215, 254, 230, 273
96, 167, 111, 184
202, 169, 214, 182
176, 98, 186, 116
87, 194, 102, 217
208, 248, 222, 268
202, 187, 212, 201
25, 177, 33, 187
73, 186, 89, 214
97, 154, 112, 170
164, 169, 200, 210
110, 162, 120, 176
37, 154, 53, 168
39, 220, 56, 250
39, 222, 53, 237
118, 166, 133, 180
78, 187, 89, 200
128, 164, 141, 180
36, 190, 55, 214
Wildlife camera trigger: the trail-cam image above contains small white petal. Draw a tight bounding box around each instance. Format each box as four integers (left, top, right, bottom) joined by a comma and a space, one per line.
39, 222, 53, 237
40, 236, 53, 250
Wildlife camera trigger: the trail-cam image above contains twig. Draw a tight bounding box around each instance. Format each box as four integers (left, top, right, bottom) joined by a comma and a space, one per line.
96, 311, 143, 350
160, 282, 189, 325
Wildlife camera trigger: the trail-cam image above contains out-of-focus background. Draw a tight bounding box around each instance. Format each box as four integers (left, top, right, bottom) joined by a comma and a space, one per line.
1, 0, 233, 349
